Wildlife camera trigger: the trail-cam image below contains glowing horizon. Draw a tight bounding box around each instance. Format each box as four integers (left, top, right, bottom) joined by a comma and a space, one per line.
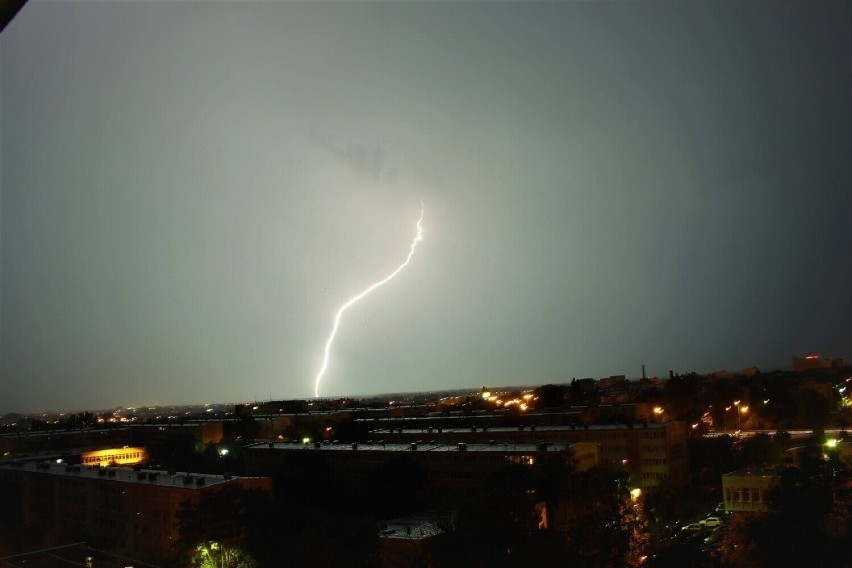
313, 203, 425, 398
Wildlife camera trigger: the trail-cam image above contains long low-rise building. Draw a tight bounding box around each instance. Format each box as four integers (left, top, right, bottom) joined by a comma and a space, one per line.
364, 421, 689, 490
0, 428, 133, 456
245, 440, 598, 497
0, 461, 271, 564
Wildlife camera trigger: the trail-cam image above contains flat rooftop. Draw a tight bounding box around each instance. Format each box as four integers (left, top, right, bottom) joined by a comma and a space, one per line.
0, 542, 159, 568
354, 411, 584, 423
0, 427, 130, 439
369, 422, 669, 434
379, 515, 446, 540
0, 461, 264, 489
247, 441, 578, 453
723, 468, 782, 478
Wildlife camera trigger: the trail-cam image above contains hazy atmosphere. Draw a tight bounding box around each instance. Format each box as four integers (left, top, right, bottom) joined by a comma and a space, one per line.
2, 1, 850, 413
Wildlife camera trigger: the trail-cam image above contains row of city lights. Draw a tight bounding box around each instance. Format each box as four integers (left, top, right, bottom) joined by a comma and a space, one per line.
480, 391, 535, 411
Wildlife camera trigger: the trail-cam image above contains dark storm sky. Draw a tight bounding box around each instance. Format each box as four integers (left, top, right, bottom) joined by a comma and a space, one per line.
1, 1, 851, 413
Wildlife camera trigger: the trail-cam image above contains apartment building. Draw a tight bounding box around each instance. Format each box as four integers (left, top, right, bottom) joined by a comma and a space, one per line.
366, 421, 689, 490
0, 461, 271, 564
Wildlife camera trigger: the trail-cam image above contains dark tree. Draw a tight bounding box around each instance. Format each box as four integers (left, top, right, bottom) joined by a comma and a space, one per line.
534, 384, 566, 409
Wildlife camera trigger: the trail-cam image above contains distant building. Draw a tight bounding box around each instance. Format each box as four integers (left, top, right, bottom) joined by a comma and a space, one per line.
793, 354, 844, 372
130, 421, 223, 446
598, 375, 627, 389
364, 421, 690, 491
79, 446, 147, 467
710, 370, 734, 379
0, 461, 271, 564
722, 469, 777, 513
378, 513, 447, 568
245, 440, 598, 499
245, 440, 595, 534
0, 428, 132, 456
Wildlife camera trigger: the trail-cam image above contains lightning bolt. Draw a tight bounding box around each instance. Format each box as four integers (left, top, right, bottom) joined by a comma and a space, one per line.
313, 203, 425, 398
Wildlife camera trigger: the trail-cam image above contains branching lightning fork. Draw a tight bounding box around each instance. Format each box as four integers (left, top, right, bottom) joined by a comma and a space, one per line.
313, 203, 425, 398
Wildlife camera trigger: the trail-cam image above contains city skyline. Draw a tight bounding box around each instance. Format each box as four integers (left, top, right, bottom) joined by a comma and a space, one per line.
2, 1, 851, 414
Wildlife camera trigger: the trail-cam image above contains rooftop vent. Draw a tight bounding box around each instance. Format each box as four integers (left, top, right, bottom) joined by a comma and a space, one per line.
183, 475, 193, 484
457, 443, 467, 452
409, 443, 418, 451
518, 425, 525, 431
351, 443, 358, 450
530, 425, 536, 432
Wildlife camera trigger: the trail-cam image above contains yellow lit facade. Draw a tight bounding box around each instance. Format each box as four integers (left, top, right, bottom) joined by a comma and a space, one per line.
80, 447, 147, 467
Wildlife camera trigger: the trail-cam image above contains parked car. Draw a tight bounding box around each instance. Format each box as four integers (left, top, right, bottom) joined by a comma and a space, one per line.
682, 523, 703, 532
703, 527, 729, 554
701, 516, 726, 528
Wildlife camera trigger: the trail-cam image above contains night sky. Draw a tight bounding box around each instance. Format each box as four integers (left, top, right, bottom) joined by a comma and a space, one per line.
2, 1, 851, 413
